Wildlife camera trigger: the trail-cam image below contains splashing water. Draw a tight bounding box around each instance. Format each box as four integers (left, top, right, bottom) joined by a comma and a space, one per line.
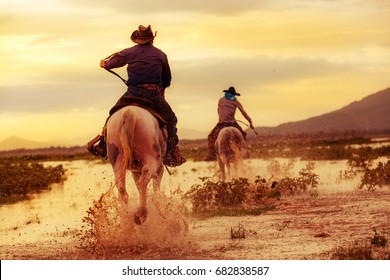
79, 184, 189, 259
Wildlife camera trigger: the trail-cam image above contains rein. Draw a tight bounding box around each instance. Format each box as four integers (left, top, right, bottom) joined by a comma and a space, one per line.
236, 120, 258, 136
103, 52, 128, 86
105, 68, 128, 86
164, 165, 172, 175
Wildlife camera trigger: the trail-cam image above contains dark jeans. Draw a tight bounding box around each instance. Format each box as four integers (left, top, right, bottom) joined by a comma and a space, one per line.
111, 86, 179, 151
206, 122, 247, 158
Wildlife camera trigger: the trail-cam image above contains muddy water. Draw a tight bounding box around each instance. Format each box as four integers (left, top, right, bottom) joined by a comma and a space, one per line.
0, 158, 389, 259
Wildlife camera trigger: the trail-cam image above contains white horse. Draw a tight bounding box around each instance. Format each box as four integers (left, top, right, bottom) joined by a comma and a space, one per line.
215, 127, 248, 181
106, 106, 166, 224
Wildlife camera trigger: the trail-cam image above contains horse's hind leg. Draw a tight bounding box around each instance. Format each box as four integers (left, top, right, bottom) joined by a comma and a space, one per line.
132, 167, 153, 224
227, 162, 232, 181
108, 141, 129, 204
113, 161, 129, 204
218, 158, 226, 181
152, 165, 164, 192
111, 140, 135, 218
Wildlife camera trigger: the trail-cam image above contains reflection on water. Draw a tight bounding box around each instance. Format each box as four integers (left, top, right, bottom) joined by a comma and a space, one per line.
0, 161, 109, 245
0, 158, 360, 248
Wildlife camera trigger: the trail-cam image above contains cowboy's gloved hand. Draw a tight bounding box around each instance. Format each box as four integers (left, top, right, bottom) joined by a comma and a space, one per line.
100, 59, 106, 68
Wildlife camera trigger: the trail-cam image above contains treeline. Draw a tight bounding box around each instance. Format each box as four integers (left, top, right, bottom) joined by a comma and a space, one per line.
0, 135, 389, 163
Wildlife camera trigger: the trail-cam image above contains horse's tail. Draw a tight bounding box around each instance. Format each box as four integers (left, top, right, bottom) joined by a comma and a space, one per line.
118, 108, 137, 177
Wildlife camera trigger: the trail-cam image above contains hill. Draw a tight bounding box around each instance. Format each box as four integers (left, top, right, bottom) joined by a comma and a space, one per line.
2, 87, 389, 151
0, 136, 49, 151
250, 87, 390, 137
180, 128, 207, 140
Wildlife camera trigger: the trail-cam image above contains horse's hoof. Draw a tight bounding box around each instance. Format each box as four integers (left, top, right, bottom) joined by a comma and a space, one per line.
134, 208, 147, 225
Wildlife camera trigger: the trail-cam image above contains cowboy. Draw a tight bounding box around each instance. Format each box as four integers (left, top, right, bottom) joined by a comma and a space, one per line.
87, 25, 186, 167
205, 86, 254, 161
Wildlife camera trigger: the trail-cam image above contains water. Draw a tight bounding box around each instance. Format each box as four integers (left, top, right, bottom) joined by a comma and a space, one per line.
0, 161, 107, 245
0, 157, 377, 259
0, 158, 360, 243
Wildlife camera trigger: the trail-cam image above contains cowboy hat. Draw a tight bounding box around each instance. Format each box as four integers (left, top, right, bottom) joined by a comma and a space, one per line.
131, 25, 156, 44
223, 86, 241, 96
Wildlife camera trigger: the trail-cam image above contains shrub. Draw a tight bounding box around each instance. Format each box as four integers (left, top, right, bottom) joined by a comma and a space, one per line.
276, 163, 319, 196
330, 240, 373, 260
249, 176, 278, 202
329, 228, 390, 260
337, 168, 357, 181
183, 177, 250, 212
266, 159, 295, 178
0, 158, 67, 204
370, 227, 389, 247
359, 159, 390, 191
184, 166, 320, 217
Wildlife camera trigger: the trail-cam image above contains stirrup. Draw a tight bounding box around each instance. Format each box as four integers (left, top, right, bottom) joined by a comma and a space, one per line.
164, 156, 186, 167
87, 135, 107, 158
163, 147, 186, 167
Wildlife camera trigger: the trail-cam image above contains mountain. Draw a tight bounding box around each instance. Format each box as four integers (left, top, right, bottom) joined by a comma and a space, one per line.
0, 136, 50, 151
249, 87, 390, 137
0, 129, 207, 151
180, 128, 207, 140
2, 88, 389, 151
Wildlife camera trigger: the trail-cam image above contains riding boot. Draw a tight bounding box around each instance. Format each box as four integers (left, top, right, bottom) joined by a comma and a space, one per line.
204, 125, 221, 161
204, 135, 217, 161
87, 135, 107, 158
163, 124, 186, 167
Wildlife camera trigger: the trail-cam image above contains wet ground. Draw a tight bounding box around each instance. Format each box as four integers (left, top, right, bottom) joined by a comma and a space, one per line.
1, 159, 389, 259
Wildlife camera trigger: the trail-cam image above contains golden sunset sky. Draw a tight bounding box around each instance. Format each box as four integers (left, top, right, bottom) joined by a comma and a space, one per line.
1, 0, 389, 144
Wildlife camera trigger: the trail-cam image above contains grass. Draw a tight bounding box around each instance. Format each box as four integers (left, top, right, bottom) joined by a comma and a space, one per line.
328, 227, 390, 260
330, 240, 375, 260
329, 240, 390, 260
0, 158, 67, 204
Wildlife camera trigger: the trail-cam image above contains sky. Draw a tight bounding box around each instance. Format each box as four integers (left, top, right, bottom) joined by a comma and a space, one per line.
0, 0, 389, 144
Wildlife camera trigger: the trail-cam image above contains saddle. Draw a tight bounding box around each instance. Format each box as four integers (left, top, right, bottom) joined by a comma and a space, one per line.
105, 96, 168, 140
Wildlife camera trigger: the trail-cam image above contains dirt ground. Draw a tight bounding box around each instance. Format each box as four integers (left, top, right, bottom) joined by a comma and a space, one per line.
1, 188, 389, 260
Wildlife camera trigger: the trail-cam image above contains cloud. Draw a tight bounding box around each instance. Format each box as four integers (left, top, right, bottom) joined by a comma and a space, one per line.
1, 0, 389, 141
172, 55, 359, 90
0, 53, 362, 115
54, 0, 390, 16
58, 0, 269, 15
0, 77, 125, 114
